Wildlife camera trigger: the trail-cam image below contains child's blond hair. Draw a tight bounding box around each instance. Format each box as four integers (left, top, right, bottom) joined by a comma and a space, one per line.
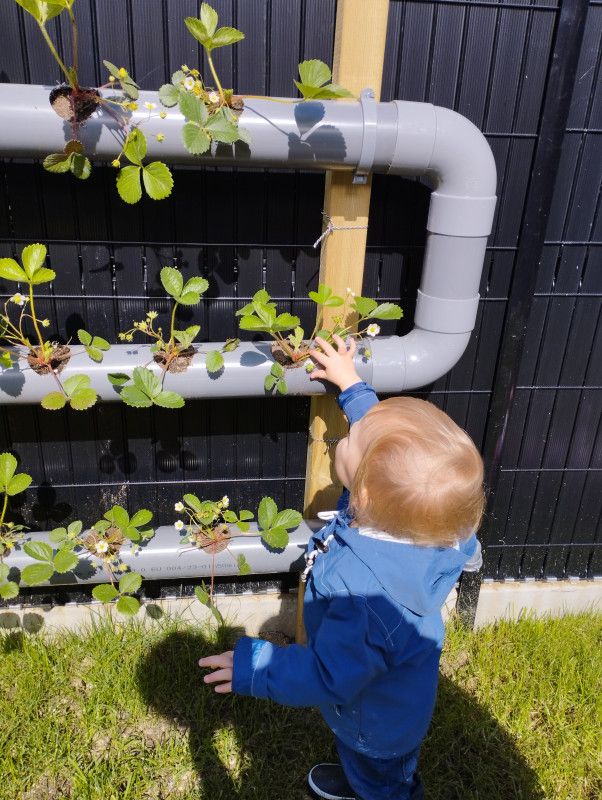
350, 397, 485, 546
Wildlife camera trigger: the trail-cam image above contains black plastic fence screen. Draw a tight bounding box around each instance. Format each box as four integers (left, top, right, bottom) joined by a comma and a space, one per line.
0, 0, 600, 582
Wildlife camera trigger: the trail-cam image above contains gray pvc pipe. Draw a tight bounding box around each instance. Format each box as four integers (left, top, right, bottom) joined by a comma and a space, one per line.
4, 522, 316, 588
0, 84, 497, 396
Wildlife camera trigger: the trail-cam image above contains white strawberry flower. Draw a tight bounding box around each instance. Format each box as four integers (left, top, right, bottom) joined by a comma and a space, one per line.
9, 293, 26, 306
183, 76, 195, 91
174, 520, 185, 530
208, 91, 220, 104
144, 101, 156, 110
221, 495, 229, 508
95, 540, 109, 555
366, 323, 380, 337
174, 501, 184, 512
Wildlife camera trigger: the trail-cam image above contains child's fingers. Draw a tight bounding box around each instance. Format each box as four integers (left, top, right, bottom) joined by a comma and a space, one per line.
314, 336, 336, 356
310, 348, 329, 366
347, 337, 357, 356
214, 682, 232, 693
332, 334, 356, 356
309, 369, 327, 381
203, 667, 233, 685
198, 652, 233, 669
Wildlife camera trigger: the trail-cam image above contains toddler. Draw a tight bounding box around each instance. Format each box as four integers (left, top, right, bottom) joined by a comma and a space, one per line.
200, 334, 484, 800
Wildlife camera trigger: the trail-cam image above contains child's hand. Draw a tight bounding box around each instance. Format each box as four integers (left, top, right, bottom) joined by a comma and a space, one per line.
198, 651, 233, 694
310, 334, 362, 392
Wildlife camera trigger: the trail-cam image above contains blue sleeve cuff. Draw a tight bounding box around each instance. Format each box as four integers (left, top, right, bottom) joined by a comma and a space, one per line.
232, 636, 274, 698
338, 381, 379, 425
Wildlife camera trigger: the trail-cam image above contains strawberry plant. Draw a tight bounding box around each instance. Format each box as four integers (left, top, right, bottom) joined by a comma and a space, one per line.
257, 497, 302, 550
0, 243, 107, 411
0, 452, 31, 599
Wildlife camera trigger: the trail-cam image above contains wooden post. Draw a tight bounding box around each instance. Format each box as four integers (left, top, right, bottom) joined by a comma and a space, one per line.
296, 0, 390, 643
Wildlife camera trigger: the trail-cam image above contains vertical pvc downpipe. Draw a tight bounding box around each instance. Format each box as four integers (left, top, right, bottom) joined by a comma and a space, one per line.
369, 101, 497, 391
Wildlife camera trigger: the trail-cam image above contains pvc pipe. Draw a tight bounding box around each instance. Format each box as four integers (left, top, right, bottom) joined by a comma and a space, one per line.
4, 522, 316, 588
0, 84, 497, 397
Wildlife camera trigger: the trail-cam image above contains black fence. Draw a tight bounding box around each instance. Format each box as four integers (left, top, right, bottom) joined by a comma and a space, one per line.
0, 0, 600, 591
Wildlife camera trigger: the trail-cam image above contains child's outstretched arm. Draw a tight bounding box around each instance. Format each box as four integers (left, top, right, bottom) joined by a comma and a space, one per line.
310, 334, 379, 425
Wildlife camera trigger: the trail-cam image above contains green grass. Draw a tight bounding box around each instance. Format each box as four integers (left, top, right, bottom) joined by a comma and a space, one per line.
0, 610, 600, 800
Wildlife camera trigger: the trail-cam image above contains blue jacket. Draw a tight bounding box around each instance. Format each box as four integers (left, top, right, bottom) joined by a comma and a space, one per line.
233, 382, 480, 758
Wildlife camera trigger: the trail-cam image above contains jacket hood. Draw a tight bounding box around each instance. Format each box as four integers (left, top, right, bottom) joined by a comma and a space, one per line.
330, 515, 478, 616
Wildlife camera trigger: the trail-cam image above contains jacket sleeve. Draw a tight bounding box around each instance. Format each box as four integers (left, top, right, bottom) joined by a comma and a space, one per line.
337, 381, 379, 426
232, 594, 388, 707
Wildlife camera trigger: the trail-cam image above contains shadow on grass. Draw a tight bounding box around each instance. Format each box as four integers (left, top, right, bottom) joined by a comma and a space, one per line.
137, 628, 545, 800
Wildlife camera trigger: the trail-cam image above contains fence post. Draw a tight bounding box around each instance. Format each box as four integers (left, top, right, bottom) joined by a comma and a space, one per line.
457, 0, 591, 627
296, 0, 390, 643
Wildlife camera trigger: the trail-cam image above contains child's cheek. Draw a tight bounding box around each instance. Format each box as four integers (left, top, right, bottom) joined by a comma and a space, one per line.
334, 440, 349, 488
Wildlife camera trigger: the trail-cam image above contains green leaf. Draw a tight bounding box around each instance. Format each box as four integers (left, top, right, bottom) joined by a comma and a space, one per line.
41, 391, 66, 411
204, 109, 240, 144
370, 302, 404, 320
69, 388, 97, 411
21, 562, 54, 585
352, 296, 379, 317
0, 453, 17, 487
171, 70, 186, 86
117, 165, 142, 204
178, 291, 200, 306
154, 390, 185, 409
108, 373, 130, 386
63, 374, 90, 396
53, 548, 79, 573
29, 267, 56, 285
116, 595, 140, 615
159, 83, 180, 107
68, 520, 83, 537
272, 313, 300, 332
222, 510, 237, 523
183, 493, 202, 512
106, 505, 129, 530
237, 554, 251, 576
121, 79, 139, 100
298, 59, 331, 88
132, 366, 161, 397
184, 277, 209, 295
21, 243, 47, 279
0, 351, 13, 369
77, 329, 92, 346
49, 527, 67, 543
182, 122, 211, 155
70, 153, 92, 180
237, 126, 251, 146
160, 266, 183, 299
0, 563, 9, 583
276, 379, 288, 395
239, 315, 270, 333
210, 26, 245, 49
103, 60, 121, 80
307, 83, 354, 100
179, 91, 208, 125
15, 0, 64, 25
142, 162, 174, 201
257, 496, 278, 531
0, 258, 27, 283
43, 152, 72, 174
271, 362, 285, 378
124, 129, 147, 165
0, 581, 19, 600
184, 17, 211, 48
223, 337, 240, 352
200, 2, 218, 37
92, 583, 119, 602
273, 508, 302, 530
264, 374, 277, 391
261, 526, 289, 550
205, 350, 224, 374
130, 509, 153, 528
239, 510, 254, 521
120, 386, 153, 408
194, 584, 210, 606
24, 541, 53, 562
119, 571, 142, 595
123, 525, 140, 543
7, 473, 32, 496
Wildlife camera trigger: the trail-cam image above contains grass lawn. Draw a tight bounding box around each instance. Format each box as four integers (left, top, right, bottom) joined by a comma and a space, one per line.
0, 609, 600, 800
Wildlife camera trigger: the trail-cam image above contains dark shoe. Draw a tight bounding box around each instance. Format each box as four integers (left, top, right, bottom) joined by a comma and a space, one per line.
307, 763, 356, 800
